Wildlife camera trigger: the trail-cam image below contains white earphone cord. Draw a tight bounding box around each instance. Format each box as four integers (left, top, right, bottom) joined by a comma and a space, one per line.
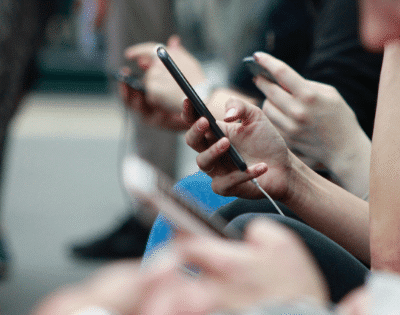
251, 178, 285, 217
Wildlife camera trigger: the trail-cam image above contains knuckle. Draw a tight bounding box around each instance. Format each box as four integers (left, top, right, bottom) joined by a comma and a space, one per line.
287, 123, 301, 136
211, 180, 228, 196
292, 108, 308, 124
299, 90, 318, 106
185, 133, 196, 148
323, 84, 338, 95
196, 155, 207, 169
273, 66, 289, 83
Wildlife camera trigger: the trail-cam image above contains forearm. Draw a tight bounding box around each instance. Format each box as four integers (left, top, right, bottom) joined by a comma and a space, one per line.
328, 129, 371, 200
285, 151, 370, 264
370, 41, 400, 273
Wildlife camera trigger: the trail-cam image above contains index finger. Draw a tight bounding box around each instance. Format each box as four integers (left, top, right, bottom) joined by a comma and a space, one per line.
176, 233, 247, 277
182, 98, 200, 124
253, 52, 307, 96
124, 42, 161, 60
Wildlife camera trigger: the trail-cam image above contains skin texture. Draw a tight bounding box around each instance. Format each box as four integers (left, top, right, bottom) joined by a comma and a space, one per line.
252, 52, 371, 198
121, 35, 206, 131
182, 94, 370, 264
32, 220, 328, 315
175, 219, 329, 310
32, 1, 400, 313
369, 41, 400, 272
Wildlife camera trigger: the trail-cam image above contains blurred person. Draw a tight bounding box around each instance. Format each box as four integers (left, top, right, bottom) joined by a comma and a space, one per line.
0, 0, 74, 279
25, 1, 400, 314
71, 0, 278, 260
33, 219, 400, 314
180, 32, 400, 299
70, 0, 178, 260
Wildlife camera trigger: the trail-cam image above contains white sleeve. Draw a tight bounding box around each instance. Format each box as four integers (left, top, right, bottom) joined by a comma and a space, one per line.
368, 272, 400, 314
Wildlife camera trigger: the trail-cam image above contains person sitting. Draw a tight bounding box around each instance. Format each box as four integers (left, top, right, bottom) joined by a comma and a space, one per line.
122, 0, 381, 259
32, 219, 397, 314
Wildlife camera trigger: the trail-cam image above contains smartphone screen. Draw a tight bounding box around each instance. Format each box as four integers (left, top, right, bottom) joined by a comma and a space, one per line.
157, 46, 248, 172
123, 155, 241, 239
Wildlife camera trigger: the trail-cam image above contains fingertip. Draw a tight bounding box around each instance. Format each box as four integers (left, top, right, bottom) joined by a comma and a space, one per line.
216, 137, 231, 152
245, 218, 284, 245
196, 117, 210, 132
183, 98, 191, 108
252, 51, 263, 62
252, 163, 268, 177
124, 49, 133, 59
167, 34, 181, 47
224, 107, 237, 121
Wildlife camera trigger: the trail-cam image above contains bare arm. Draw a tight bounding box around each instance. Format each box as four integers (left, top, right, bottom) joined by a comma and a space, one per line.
369, 40, 400, 272
183, 97, 370, 264
286, 152, 370, 264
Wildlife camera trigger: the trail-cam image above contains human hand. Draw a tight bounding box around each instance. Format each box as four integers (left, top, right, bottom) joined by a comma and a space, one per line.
119, 70, 190, 131
175, 219, 329, 312
182, 97, 294, 200
252, 52, 371, 196
32, 257, 216, 315
123, 35, 207, 112
336, 287, 369, 315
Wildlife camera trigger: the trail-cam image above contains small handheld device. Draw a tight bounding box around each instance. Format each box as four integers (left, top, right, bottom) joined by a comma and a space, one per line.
123, 155, 241, 239
113, 72, 145, 92
243, 56, 279, 85
157, 46, 248, 172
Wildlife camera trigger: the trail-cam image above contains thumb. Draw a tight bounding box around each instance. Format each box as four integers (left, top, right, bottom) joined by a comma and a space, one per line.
224, 98, 262, 126
167, 35, 181, 48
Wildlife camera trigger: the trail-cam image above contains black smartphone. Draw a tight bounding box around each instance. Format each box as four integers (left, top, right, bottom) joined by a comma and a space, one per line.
157, 46, 248, 172
114, 72, 145, 92
123, 155, 241, 239
243, 56, 279, 85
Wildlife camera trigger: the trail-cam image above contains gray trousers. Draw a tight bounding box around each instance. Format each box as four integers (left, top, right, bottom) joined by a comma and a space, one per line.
106, 0, 179, 180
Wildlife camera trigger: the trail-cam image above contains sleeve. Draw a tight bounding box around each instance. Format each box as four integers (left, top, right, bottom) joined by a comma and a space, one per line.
368, 272, 400, 314
302, 0, 383, 138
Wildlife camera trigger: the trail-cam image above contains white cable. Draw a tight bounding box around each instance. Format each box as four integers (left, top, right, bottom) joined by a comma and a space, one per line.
251, 178, 285, 217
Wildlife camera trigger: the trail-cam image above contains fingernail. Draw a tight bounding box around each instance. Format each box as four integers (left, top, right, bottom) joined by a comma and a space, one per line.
217, 138, 228, 151
196, 121, 203, 131
226, 108, 236, 118
255, 163, 267, 174
253, 52, 262, 61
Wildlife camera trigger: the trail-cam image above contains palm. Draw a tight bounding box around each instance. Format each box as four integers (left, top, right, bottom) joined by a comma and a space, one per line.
214, 106, 292, 200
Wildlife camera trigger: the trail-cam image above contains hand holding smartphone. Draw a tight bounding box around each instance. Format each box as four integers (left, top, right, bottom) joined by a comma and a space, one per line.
157, 46, 248, 172
123, 155, 241, 239
114, 72, 145, 92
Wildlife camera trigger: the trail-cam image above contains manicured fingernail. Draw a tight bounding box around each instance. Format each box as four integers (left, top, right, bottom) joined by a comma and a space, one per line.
226, 108, 236, 118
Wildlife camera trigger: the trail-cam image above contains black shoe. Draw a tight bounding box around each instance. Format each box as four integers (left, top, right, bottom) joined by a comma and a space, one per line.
71, 214, 151, 260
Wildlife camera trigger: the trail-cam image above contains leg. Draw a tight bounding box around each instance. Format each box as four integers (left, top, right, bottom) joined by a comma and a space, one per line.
212, 197, 302, 223
226, 213, 369, 304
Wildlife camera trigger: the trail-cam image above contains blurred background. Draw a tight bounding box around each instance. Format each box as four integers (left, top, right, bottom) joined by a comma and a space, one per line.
0, 1, 195, 314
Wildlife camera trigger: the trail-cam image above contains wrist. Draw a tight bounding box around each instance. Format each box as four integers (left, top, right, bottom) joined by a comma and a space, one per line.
281, 151, 312, 206
326, 131, 371, 198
